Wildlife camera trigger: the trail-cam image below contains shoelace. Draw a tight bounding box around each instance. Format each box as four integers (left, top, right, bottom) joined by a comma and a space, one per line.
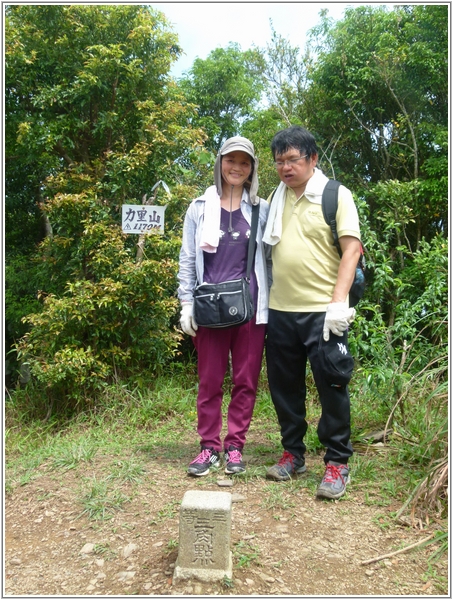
227, 449, 242, 464
278, 450, 296, 467
322, 463, 347, 483
191, 448, 213, 464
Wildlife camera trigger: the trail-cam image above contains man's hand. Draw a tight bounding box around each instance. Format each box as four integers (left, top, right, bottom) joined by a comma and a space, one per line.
323, 302, 356, 341
180, 303, 198, 337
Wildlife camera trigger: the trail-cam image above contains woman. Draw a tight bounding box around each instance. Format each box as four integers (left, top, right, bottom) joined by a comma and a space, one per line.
177, 136, 271, 476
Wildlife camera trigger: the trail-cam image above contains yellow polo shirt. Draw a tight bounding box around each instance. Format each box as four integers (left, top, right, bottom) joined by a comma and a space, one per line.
269, 186, 361, 312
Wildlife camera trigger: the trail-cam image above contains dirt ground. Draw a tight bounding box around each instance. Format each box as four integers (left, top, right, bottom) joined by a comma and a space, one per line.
4, 424, 448, 597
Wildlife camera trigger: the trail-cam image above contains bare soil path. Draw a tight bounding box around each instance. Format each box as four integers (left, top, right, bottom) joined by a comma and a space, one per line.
4, 423, 448, 597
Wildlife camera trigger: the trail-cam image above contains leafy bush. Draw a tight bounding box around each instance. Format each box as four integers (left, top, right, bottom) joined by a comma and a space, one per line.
350, 233, 447, 374
14, 190, 184, 408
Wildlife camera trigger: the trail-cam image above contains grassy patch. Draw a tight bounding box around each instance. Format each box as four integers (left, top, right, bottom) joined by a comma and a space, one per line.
149, 500, 180, 525
107, 458, 146, 483
92, 542, 118, 560
259, 483, 297, 512
5, 362, 448, 590
233, 539, 261, 568
77, 476, 129, 520
52, 441, 98, 471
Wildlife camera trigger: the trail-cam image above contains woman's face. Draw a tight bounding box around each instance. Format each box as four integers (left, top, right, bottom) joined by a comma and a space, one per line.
221, 151, 253, 188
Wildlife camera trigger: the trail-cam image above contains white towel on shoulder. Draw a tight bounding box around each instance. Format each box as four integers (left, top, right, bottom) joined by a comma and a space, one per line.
262, 182, 286, 245
200, 185, 221, 253
262, 169, 329, 245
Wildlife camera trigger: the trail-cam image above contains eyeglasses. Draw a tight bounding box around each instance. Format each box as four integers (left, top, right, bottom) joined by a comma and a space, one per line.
274, 155, 308, 168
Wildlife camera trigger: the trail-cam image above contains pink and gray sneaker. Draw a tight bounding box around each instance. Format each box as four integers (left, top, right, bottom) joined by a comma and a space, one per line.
187, 446, 221, 477
224, 446, 246, 474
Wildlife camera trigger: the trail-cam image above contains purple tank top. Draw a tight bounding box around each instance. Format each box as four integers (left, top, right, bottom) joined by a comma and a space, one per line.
203, 208, 258, 306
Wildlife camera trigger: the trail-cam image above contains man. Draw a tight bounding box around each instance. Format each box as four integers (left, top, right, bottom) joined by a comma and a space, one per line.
263, 125, 361, 499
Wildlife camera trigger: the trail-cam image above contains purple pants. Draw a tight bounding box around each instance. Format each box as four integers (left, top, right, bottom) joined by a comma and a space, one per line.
193, 316, 266, 452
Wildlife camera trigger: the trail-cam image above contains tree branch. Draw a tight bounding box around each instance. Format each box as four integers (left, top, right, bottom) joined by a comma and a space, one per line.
54, 141, 73, 166
361, 533, 435, 565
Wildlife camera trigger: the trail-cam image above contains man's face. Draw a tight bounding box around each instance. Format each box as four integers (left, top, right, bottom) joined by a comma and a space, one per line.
274, 147, 317, 193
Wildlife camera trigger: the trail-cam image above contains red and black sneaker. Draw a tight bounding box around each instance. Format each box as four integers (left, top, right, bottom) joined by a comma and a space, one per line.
316, 462, 350, 499
266, 450, 306, 481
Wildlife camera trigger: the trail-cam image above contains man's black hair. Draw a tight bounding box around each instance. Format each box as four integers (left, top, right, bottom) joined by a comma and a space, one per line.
271, 125, 318, 160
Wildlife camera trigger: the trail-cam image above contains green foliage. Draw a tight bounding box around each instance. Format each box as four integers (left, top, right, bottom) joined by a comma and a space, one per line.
254, 23, 313, 127
5, 256, 43, 345
179, 43, 265, 151
5, 3, 200, 258
5, 4, 206, 394
13, 187, 183, 405
222, 576, 234, 589
350, 231, 447, 382
306, 5, 448, 185
241, 109, 285, 198
16, 252, 181, 403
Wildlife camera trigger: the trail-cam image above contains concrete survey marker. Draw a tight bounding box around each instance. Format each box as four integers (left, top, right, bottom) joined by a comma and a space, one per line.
173, 490, 233, 582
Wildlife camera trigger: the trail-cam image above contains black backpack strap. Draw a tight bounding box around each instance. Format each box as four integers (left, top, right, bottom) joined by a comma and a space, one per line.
269, 187, 278, 204
246, 202, 259, 279
322, 179, 342, 258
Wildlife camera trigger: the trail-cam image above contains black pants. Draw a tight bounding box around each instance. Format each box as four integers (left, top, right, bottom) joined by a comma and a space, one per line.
266, 309, 353, 465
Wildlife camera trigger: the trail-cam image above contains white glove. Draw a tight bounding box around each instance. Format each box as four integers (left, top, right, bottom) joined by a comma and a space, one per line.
180, 303, 198, 337
323, 302, 356, 341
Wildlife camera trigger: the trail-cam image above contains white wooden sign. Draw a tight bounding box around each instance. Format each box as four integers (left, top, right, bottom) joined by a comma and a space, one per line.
122, 204, 167, 234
